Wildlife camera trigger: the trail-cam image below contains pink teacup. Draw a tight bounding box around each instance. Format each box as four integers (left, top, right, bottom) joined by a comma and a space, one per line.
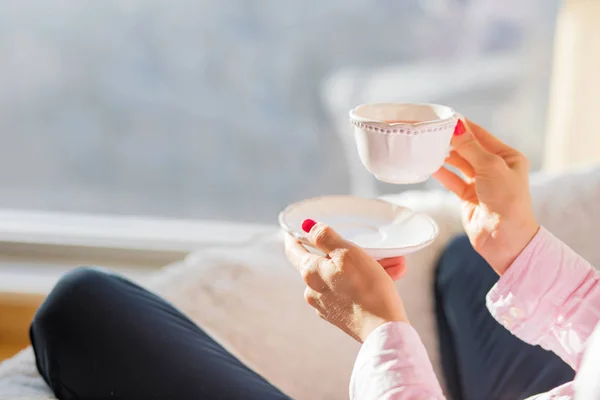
349, 103, 459, 184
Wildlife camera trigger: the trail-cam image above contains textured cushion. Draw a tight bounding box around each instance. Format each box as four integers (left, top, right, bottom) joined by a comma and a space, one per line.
529, 166, 600, 268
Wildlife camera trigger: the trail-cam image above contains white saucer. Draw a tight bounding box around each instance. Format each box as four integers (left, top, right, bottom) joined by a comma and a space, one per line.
278, 195, 438, 260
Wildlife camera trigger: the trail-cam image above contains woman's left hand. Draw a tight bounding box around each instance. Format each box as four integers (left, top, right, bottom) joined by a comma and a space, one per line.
284, 220, 409, 342
377, 256, 407, 281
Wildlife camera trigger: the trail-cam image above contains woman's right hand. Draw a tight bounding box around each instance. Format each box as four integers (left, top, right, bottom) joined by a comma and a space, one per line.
433, 119, 539, 276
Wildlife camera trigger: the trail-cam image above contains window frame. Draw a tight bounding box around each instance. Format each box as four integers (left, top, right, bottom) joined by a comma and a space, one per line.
0, 208, 276, 298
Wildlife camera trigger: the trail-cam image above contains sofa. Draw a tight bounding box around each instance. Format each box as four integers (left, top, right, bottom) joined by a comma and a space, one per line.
1, 165, 599, 400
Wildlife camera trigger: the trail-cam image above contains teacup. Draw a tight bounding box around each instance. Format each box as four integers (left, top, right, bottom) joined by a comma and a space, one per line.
349, 103, 459, 184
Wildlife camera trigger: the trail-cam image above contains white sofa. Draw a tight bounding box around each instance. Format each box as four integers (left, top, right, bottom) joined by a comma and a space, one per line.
1, 165, 599, 400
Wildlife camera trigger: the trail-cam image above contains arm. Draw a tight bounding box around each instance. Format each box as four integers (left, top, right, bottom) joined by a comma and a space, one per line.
433, 118, 600, 371
487, 226, 599, 370
284, 222, 446, 400
350, 322, 445, 400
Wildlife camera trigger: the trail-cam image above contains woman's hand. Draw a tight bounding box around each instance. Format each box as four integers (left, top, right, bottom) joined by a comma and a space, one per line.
433, 119, 539, 275
284, 221, 408, 342
378, 256, 407, 281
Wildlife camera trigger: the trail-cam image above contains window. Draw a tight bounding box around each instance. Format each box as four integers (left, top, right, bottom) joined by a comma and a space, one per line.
1, 0, 560, 224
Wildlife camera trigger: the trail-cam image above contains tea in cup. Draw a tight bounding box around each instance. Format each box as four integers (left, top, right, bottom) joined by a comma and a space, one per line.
349, 103, 459, 184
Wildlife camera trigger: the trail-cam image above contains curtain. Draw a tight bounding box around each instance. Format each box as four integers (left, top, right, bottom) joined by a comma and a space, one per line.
545, 0, 600, 170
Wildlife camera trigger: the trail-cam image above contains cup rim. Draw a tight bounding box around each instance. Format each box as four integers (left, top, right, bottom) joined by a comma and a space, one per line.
349, 102, 456, 127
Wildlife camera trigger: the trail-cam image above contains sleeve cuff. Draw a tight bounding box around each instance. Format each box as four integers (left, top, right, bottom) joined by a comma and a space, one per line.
486, 226, 594, 343
350, 321, 443, 399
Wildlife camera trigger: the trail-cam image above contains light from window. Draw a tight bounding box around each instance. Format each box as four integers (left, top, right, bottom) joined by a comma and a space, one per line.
0, 0, 559, 223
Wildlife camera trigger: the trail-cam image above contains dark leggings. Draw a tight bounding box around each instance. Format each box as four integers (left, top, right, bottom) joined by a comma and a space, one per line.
30, 236, 575, 400
30, 267, 290, 400
436, 235, 575, 400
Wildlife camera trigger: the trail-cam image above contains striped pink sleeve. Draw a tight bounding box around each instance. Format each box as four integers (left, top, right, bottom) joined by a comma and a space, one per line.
349, 321, 445, 400
487, 226, 600, 370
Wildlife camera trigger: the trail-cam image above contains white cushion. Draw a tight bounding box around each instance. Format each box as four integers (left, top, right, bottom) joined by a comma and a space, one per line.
148, 235, 359, 400
529, 166, 600, 268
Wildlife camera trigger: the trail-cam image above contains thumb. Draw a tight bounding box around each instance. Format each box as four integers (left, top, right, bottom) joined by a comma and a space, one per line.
452, 119, 502, 172
302, 219, 351, 255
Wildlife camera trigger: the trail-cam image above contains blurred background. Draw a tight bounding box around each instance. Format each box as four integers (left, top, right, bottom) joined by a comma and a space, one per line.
10, 0, 600, 367
1, 0, 561, 223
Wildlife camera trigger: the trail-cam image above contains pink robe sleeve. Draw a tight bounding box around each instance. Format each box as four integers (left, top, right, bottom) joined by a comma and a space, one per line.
349, 322, 446, 400
349, 226, 599, 399
487, 226, 600, 370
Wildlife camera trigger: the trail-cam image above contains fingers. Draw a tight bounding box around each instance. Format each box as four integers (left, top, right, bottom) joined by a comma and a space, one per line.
465, 119, 519, 157
378, 256, 405, 268
284, 233, 313, 269
433, 166, 476, 202
445, 151, 475, 179
304, 221, 353, 255
451, 124, 504, 172
383, 264, 406, 281
463, 119, 529, 170
284, 234, 331, 291
377, 257, 406, 280
304, 286, 323, 309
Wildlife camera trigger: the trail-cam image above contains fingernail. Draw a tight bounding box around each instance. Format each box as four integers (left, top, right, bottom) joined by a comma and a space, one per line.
301, 219, 317, 233
454, 119, 466, 136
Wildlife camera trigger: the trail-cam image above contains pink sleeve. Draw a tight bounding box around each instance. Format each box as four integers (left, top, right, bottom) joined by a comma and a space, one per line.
350, 321, 445, 400
487, 226, 600, 370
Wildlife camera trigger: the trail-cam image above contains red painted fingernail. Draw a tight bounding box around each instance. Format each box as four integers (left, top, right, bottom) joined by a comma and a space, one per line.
454, 120, 466, 136
301, 219, 317, 233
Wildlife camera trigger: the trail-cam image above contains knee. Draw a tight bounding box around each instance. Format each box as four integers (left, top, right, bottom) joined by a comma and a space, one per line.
53, 266, 116, 296
436, 235, 483, 286
31, 267, 119, 333
435, 234, 498, 294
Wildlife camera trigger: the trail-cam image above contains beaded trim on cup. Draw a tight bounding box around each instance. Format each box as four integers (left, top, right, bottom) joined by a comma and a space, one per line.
350, 119, 456, 136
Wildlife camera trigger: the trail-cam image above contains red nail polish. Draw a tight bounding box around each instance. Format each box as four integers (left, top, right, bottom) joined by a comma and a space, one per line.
301, 219, 317, 233
454, 120, 466, 136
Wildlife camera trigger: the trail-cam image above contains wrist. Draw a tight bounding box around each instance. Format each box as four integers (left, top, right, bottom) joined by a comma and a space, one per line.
359, 314, 409, 343
488, 220, 540, 275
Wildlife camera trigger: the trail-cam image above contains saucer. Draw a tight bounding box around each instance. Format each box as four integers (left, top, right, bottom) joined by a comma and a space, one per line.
278, 195, 438, 259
